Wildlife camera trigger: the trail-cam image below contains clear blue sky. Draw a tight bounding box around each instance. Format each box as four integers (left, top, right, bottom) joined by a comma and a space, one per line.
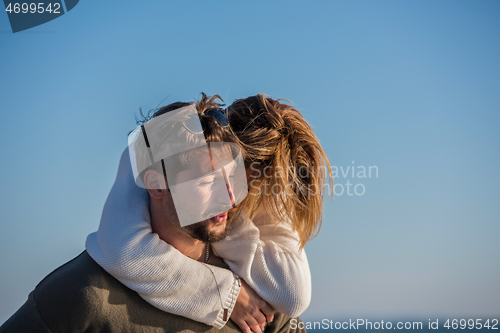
1, 0, 499, 324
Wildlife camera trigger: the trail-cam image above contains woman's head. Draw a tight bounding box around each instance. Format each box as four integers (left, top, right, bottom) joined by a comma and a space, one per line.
228, 94, 333, 248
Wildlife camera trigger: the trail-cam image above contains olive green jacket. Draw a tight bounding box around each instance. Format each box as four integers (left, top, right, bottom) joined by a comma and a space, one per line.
0, 252, 305, 333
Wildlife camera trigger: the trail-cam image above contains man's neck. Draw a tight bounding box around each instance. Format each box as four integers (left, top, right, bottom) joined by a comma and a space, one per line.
149, 200, 207, 262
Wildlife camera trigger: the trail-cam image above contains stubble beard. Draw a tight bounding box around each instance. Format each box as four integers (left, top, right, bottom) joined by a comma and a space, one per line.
182, 220, 230, 243
163, 196, 231, 243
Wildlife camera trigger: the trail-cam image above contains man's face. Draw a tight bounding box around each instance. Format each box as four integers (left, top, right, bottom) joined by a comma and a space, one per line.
161, 146, 239, 243
164, 142, 243, 226
171, 165, 233, 243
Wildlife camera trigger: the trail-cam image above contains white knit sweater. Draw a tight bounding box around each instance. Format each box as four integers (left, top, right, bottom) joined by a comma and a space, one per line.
86, 149, 311, 329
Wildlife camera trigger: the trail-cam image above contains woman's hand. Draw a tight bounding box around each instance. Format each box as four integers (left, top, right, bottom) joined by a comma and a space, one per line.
231, 279, 274, 333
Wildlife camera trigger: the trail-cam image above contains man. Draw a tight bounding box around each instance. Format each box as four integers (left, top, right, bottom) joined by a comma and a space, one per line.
0, 97, 305, 333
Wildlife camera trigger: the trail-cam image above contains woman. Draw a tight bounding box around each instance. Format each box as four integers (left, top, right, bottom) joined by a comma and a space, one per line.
86, 93, 332, 333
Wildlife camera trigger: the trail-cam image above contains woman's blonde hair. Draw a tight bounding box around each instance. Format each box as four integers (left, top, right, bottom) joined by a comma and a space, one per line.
228, 94, 333, 248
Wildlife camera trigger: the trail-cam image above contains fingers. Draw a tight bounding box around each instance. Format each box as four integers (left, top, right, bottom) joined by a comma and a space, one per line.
250, 323, 262, 333
259, 302, 274, 323
235, 318, 264, 333
246, 316, 265, 333
235, 319, 252, 333
235, 312, 267, 333
253, 297, 274, 324
252, 306, 267, 328
232, 280, 273, 332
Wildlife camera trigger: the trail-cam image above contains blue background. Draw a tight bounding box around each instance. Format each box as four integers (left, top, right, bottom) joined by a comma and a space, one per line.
1, 0, 499, 325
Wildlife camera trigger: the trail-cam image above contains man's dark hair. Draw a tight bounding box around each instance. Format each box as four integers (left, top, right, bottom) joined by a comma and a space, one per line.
133, 93, 240, 186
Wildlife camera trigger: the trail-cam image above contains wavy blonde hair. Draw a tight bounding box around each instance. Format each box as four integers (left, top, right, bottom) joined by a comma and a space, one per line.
228, 94, 333, 248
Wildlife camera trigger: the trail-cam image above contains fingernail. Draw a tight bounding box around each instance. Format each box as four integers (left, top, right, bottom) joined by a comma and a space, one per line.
261, 328, 265, 333
270, 318, 274, 323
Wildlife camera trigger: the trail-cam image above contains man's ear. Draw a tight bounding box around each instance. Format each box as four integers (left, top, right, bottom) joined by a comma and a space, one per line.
143, 170, 167, 199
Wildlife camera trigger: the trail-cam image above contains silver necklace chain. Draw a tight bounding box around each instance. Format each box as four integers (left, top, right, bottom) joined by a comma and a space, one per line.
203, 244, 230, 321
205, 243, 210, 263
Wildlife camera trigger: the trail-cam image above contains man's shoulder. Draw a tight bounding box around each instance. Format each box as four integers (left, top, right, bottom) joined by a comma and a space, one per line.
36, 250, 114, 291
29, 251, 239, 332
32, 251, 136, 331
0, 251, 127, 332
2, 252, 304, 333
35, 250, 122, 298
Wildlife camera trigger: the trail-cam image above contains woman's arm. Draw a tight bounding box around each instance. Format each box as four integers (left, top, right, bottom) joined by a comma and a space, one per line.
212, 210, 312, 318
86, 148, 311, 329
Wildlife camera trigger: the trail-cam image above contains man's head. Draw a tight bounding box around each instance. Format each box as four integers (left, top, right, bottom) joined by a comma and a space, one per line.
131, 94, 246, 243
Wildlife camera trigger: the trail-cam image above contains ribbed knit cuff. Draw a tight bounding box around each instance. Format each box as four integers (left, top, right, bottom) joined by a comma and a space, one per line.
212, 274, 241, 329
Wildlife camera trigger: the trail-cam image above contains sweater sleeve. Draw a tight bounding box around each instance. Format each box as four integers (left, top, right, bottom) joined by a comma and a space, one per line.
85, 148, 241, 329
211, 210, 312, 318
